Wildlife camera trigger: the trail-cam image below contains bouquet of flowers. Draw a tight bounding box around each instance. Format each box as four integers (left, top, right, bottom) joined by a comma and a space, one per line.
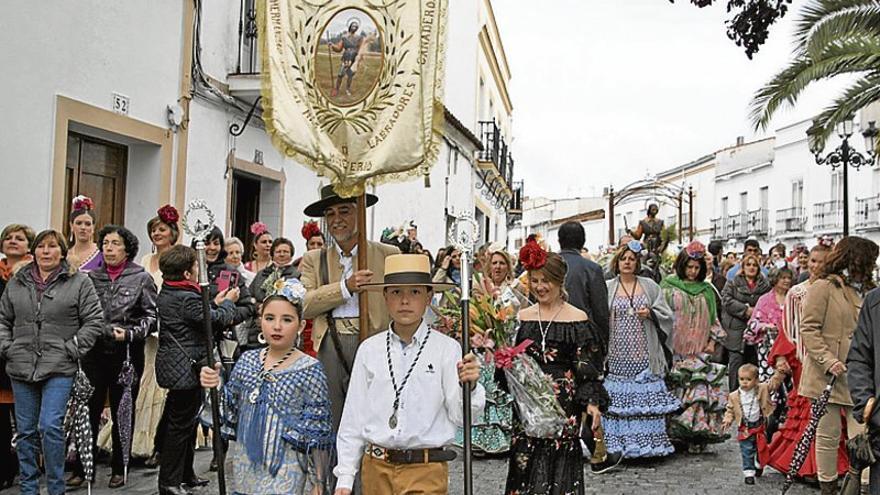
430, 267, 568, 438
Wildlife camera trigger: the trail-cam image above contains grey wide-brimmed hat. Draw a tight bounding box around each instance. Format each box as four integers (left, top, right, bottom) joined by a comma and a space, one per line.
303, 185, 378, 218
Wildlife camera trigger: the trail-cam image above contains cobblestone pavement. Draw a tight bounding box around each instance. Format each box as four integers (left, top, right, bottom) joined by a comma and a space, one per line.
1, 438, 824, 494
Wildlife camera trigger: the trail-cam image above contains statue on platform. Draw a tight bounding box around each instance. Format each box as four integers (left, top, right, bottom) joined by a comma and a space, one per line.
627, 203, 667, 255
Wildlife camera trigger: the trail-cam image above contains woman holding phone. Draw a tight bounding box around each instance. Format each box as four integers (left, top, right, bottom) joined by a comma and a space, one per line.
193, 227, 256, 329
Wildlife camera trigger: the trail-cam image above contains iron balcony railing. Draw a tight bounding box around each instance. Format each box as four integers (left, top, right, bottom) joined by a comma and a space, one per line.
856, 195, 880, 229
710, 217, 724, 238
813, 200, 843, 232
478, 120, 514, 189
727, 212, 748, 239
776, 207, 806, 234
508, 181, 524, 214
747, 208, 769, 236
235, 0, 260, 74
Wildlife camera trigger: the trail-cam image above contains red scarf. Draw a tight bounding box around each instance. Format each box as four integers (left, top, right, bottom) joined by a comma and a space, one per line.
738, 422, 770, 467
106, 260, 128, 282
164, 279, 202, 293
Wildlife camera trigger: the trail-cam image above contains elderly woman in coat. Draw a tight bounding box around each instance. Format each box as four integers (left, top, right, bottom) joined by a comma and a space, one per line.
69, 225, 158, 489
0, 230, 103, 495
721, 253, 771, 391
805, 236, 877, 494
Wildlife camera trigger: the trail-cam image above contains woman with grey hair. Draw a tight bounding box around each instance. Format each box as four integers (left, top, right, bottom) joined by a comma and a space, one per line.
224, 236, 255, 285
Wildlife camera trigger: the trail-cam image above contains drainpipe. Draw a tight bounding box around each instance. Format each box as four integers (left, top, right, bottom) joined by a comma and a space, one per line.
174, 0, 195, 209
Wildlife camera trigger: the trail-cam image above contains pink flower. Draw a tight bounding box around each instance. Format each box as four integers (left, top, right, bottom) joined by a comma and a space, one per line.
250, 221, 269, 236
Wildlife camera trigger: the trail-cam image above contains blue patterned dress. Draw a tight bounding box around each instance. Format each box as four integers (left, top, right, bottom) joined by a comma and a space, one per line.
222, 350, 334, 495
603, 294, 680, 458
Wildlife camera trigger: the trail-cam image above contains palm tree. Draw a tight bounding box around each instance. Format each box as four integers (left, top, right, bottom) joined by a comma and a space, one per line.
750, 0, 880, 150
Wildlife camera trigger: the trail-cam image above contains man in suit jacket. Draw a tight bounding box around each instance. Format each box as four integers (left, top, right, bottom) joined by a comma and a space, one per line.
558, 222, 609, 347
299, 185, 399, 432
557, 221, 616, 473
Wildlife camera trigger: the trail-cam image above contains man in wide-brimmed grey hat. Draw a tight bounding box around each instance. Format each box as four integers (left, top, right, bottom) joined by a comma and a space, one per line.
299, 185, 397, 434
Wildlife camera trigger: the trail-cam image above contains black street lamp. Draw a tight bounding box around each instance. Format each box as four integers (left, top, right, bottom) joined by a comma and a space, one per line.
810, 119, 879, 236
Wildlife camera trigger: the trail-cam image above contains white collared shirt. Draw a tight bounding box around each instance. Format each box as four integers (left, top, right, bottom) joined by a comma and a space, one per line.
332, 244, 359, 318
333, 321, 486, 490
740, 387, 761, 423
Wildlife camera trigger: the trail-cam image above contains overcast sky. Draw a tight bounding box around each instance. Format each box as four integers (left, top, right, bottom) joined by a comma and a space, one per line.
492, 0, 847, 199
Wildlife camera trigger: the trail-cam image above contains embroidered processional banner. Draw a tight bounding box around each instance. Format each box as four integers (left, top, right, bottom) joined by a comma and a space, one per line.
259, 0, 448, 196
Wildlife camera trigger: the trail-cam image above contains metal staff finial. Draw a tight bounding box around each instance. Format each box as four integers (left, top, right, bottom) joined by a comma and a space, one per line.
449, 213, 479, 256
182, 199, 216, 242
450, 213, 479, 495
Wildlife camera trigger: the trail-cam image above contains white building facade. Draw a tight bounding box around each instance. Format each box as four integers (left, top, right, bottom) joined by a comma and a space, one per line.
1, 0, 516, 256
512, 107, 880, 256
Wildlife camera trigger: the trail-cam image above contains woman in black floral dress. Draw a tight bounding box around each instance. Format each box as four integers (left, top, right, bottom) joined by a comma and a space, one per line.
503, 249, 609, 495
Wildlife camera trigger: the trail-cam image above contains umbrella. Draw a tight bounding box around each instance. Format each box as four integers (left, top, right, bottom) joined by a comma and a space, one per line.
116, 343, 138, 483
840, 397, 877, 495
65, 367, 94, 495
781, 375, 837, 494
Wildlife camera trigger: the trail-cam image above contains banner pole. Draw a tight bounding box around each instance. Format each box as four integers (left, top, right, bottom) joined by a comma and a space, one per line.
357, 192, 370, 341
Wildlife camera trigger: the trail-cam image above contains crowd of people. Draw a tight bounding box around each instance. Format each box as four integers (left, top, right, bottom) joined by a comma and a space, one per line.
4, 191, 880, 495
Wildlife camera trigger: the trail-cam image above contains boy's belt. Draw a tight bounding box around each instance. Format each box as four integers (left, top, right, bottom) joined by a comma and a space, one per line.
365, 444, 457, 464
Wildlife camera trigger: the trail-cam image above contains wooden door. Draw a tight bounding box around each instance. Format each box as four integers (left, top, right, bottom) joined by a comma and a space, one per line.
64, 133, 127, 235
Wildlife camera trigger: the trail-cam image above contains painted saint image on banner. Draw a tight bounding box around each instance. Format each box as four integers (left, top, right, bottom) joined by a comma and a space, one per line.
316, 9, 383, 107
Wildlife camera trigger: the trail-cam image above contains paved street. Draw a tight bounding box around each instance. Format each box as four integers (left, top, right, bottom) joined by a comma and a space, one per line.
1, 437, 823, 494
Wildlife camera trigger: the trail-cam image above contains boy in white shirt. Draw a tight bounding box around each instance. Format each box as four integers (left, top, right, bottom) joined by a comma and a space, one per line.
333, 254, 486, 495
722, 364, 777, 485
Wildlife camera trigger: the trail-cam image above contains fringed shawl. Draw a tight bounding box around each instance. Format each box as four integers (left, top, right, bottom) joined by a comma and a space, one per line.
223, 350, 335, 484
783, 281, 812, 363
607, 276, 674, 376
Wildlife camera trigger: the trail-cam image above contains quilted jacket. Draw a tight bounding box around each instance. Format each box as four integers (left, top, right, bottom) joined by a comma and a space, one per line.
155, 283, 236, 390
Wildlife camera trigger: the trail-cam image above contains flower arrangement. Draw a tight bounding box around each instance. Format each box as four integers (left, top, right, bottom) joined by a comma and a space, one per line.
431, 273, 567, 438
157, 204, 179, 225
250, 221, 269, 237
71, 195, 94, 212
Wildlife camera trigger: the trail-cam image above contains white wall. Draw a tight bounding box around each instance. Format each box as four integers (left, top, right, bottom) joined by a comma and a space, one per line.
0, 1, 182, 229
445, 0, 480, 130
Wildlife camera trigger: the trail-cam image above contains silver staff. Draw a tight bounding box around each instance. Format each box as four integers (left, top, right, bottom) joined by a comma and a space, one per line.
182, 200, 227, 495
449, 213, 479, 495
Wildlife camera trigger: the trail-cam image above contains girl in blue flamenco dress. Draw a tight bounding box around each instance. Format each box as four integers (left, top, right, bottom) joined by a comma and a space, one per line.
201, 278, 333, 495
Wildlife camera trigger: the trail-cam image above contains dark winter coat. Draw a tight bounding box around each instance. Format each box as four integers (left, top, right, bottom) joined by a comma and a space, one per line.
847, 287, 880, 455
720, 272, 771, 351
85, 262, 157, 363
0, 262, 103, 383
560, 248, 610, 350
155, 283, 236, 390
0, 276, 8, 392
